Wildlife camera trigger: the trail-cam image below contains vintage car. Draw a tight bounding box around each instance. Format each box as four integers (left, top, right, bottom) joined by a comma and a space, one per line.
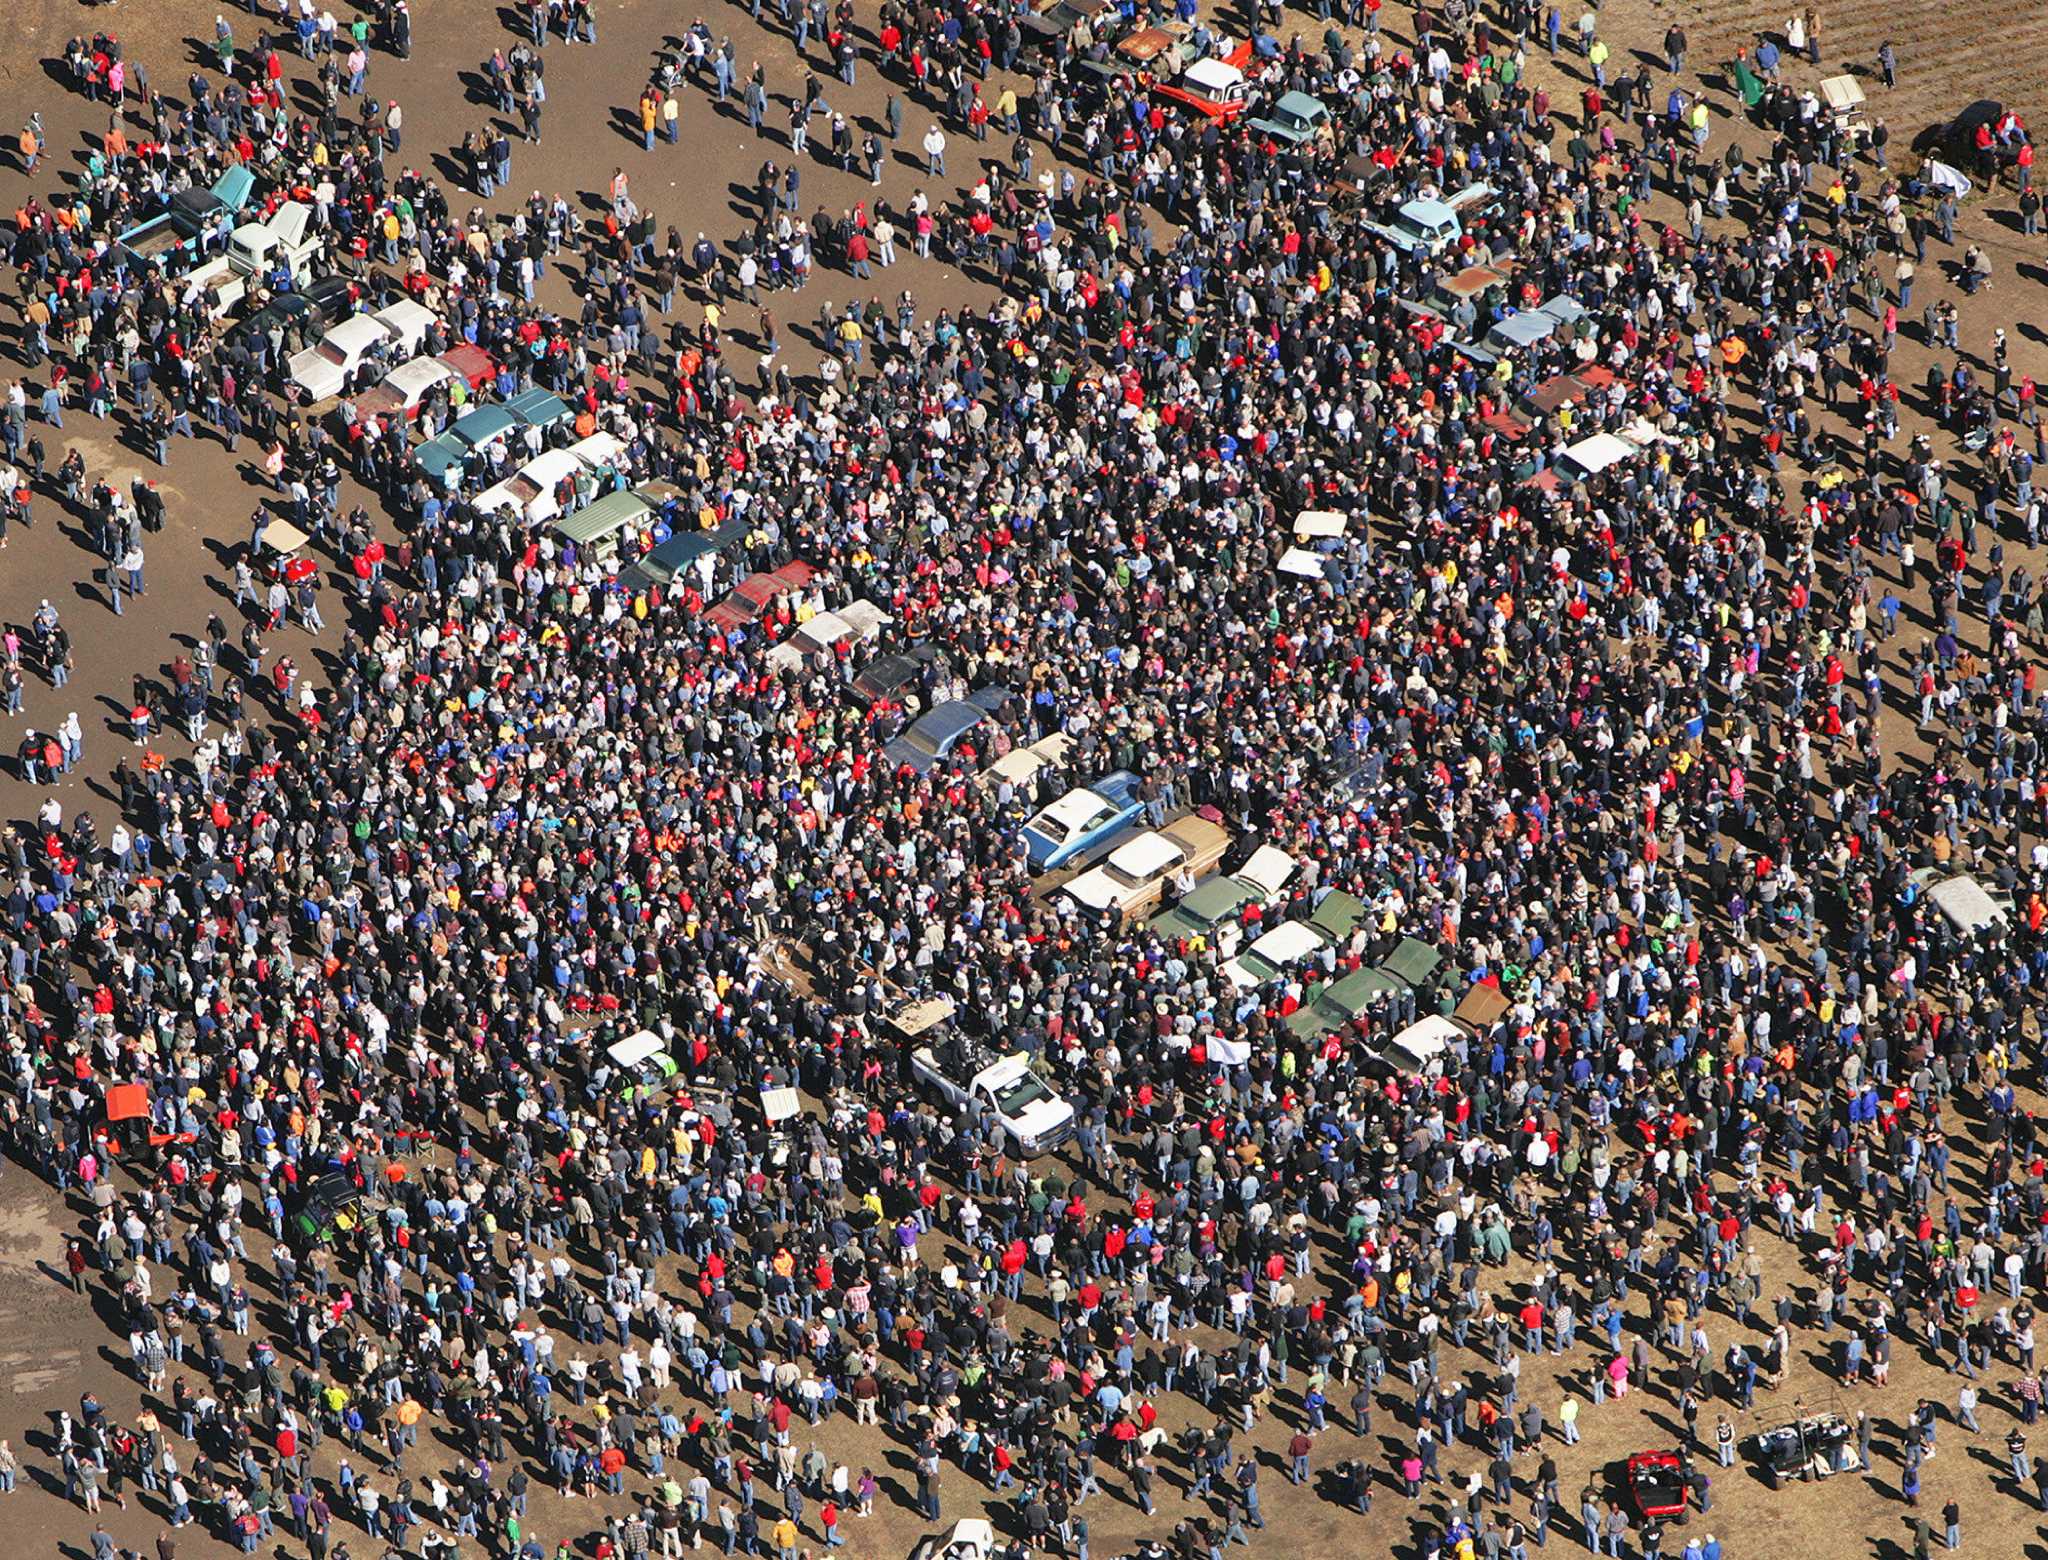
1148, 843, 1297, 955
1020, 772, 1146, 872
882, 686, 1013, 775
1061, 813, 1232, 922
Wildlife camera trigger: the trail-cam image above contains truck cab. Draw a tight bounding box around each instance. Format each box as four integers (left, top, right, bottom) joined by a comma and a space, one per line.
1365, 182, 1495, 259
908, 1034, 1075, 1157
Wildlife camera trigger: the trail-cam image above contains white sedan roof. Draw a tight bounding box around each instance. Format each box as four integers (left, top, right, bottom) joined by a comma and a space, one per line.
984, 732, 1072, 785
371, 297, 437, 338
522, 448, 589, 486
322, 314, 390, 359
1029, 785, 1115, 838
383, 355, 455, 399
607, 1029, 666, 1067
1105, 830, 1183, 880
1242, 919, 1325, 967
1235, 844, 1298, 899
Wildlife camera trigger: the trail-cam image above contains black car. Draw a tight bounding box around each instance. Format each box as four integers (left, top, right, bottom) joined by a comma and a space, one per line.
850, 645, 945, 711
225, 273, 359, 357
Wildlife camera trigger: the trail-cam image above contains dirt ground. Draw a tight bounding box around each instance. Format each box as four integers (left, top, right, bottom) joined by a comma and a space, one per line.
0, 0, 2044, 1559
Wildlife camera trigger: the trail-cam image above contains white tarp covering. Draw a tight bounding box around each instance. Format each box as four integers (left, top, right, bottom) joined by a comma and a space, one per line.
1926, 160, 1972, 198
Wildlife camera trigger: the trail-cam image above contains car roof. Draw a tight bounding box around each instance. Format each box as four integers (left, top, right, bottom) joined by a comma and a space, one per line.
1309, 890, 1368, 938
648, 519, 747, 569
916, 699, 989, 739
983, 731, 1071, 782
1275, 90, 1325, 116
1165, 875, 1252, 924
1561, 431, 1642, 474
1235, 844, 1297, 898
1382, 935, 1442, 986
1107, 830, 1185, 879
261, 517, 311, 554
856, 651, 918, 683
509, 387, 569, 424
1244, 919, 1327, 965
453, 404, 520, 446
1488, 313, 1554, 347
371, 298, 436, 335
789, 610, 860, 650
1383, 1015, 1461, 1066
522, 448, 586, 482
1922, 872, 2008, 931
1162, 814, 1230, 858
1403, 196, 1457, 225
1034, 786, 1120, 833
1319, 966, 1383, 1012
570, 430, 626, 468
324, 315, 389, 354
1183, 57, 1243, 90
387, 356, 455, 392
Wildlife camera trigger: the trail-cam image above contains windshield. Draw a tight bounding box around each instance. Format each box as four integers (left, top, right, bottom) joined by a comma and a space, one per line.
903, 725, 945, 757
316, 341, 349, 367
1028, 814, 1071, 845
1314, 988, 1356, 1021
1237, 950, 1286, 984
1103, 860, 1154, 890
989, 1071, 1053, 1116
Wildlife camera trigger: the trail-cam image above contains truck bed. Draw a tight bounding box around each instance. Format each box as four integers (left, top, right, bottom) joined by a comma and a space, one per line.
123, 221, 188, 259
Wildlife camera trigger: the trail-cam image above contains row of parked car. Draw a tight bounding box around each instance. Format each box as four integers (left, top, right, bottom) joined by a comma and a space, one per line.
280, 294, 642, 532
984, 731, 1522, 1070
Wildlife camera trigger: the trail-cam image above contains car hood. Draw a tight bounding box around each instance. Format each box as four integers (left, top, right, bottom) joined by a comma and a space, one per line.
289, 350, 344, 394
883, 737, 937, 774
1010, 1098, 1073, 1137
1062, 868, 1125, 911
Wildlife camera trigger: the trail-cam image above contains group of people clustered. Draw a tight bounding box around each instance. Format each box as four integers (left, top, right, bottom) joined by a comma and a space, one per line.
0, 3, 2044, 1560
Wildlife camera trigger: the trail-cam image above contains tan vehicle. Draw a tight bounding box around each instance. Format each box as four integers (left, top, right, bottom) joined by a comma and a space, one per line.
1059, 811, 1231, 922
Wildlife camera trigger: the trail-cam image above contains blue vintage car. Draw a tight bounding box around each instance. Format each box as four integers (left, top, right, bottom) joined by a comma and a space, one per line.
1019, 771, 1145, 871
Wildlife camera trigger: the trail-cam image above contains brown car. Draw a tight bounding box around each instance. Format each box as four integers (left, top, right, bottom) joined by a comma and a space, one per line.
1059, 810, 1232, 923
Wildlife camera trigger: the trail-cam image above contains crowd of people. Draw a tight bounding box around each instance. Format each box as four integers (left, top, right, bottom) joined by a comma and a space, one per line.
2, 2, 2047, 1560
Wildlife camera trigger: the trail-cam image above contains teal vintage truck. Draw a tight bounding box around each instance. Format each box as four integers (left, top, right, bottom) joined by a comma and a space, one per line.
115, 166, 257, 272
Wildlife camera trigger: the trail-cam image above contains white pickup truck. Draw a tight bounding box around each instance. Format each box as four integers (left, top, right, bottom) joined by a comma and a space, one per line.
187, 201, 323, 319
908, 1040, 1075, 1158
